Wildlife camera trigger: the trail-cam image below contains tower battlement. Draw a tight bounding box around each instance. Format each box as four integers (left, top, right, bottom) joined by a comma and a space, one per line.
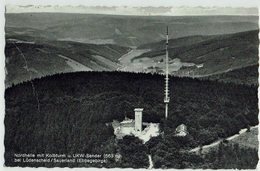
134, 108, 143, 132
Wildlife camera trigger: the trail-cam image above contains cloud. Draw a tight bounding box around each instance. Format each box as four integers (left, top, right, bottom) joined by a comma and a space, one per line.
6, 5, 258, 16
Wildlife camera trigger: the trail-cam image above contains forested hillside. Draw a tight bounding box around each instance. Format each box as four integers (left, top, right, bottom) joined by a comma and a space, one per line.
206, 64, 258, 86
5, 71, 258, 168
5, 34, 130, 87
135, 30, 259, 78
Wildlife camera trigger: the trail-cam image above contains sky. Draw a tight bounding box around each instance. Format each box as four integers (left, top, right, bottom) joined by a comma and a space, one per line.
5, 0, 259, 15
5, 0, 260, 7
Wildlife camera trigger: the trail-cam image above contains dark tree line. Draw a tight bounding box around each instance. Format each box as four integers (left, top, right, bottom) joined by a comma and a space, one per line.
201, 142, 258, 169
5, 71, 258, 167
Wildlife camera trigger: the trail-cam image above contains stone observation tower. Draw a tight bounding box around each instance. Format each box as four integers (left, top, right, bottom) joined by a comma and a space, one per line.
164, 26, 170, 119
134, 108, 143, 132
111, 108, 160, 142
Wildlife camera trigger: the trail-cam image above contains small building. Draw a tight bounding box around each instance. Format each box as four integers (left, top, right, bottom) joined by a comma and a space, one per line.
175, 124, 188, 137
120, 117, 135, 127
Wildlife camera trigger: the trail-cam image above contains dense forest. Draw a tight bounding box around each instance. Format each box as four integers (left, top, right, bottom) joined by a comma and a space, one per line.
147, 137, 258, 169
5, 71, 258, 168
206, 64, 258, 86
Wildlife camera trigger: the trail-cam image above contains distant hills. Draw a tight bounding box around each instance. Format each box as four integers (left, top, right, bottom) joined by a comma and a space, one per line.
4, 13, 259, 168
135, 30, 259, 81
6, 13, 258, 47
5, 34, 129, 87
5, 14, 259, 87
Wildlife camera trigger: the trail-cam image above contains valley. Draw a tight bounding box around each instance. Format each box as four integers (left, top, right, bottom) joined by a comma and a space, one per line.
4, 13, 259, 169
5, 36, 130, 87
132, 30, 259, 79
5, 29, 259, 87
118, 49, 151, 72
5, 14, 259, 87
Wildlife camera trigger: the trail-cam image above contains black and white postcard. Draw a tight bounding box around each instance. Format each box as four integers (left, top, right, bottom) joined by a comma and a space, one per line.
2, 0, 259, 169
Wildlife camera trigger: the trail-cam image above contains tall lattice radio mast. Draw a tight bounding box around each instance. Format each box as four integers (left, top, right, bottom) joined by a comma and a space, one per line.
164, 26, 170, 119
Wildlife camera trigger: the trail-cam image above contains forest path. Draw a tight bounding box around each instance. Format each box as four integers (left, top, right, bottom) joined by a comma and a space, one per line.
190, 125, 258, 153
58, 55, 92, 71
148, 154, 154, 169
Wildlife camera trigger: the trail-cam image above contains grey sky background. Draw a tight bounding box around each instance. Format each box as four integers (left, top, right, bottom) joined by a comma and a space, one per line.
5, 0, 260, 15
5, 0, 260, 7
6, 5, 259, 16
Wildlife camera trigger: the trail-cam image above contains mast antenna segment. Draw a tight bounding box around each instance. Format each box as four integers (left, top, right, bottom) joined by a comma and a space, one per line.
164, 26, 170, 119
